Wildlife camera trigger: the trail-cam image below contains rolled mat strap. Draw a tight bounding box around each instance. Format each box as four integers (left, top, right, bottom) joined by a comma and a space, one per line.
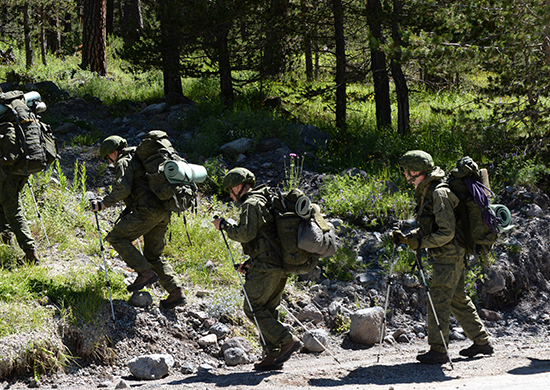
490, 204, 514, 233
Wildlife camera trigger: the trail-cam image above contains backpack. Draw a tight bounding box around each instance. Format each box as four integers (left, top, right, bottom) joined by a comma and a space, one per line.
135, 130, 202, 215
446, 157, 512, 255
0, 91, 57, 176
267, 188, 338, 274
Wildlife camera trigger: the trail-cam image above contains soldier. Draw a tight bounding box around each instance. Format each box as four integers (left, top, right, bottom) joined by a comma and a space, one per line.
212, 168, 302, 370
90, 135, 186, 309
391, 150, 493, 364
0, 174, 39, 264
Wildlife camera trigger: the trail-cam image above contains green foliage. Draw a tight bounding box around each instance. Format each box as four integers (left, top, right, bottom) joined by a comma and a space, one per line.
201, 156, 228, 196
204, 289, 242, 320
332, 313, 351, 335
319, 173, 413, 224
319, 243, 362, 282
283, 153, 304, 192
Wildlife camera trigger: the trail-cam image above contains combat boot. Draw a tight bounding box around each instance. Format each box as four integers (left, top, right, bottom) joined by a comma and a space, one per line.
274, 337, 303, 365
416, 349, 448, 364
23, 248, 40, 265
253, 355, 283, 371
160, 287, 187, 309
127, 269, 159, 292
459, 342, 494, 357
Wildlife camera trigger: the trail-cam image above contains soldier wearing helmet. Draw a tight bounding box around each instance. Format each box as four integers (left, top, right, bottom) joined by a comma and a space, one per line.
213, 168, 302, 370
89, 135, 186, 309
392, 150, 492, 364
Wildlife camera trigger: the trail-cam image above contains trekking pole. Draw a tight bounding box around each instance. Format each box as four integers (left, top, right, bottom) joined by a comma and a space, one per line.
377, 243, 398, 363
414, 249, 454, 369
28, 182, 51, 247
280, 301, 341, 364
93, 209, 116, 321
215, 217, 266, 347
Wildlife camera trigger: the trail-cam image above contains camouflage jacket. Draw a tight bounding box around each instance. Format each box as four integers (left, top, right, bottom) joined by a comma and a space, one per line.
411, 166, 462, 260
223, 184, 281, 265
102, 147, 164, 211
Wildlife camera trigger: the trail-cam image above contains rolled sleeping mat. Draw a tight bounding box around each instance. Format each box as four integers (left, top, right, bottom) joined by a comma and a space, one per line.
490, 204, 514, 233
295, 195, 312, 219
1, 91, 45, 119
163, 160, 207, 184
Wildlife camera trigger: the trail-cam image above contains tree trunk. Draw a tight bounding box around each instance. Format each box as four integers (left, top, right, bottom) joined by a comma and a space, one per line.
81, 0, 107, 75
332, 0, 346, 131
159, 0, 182, 96
47, 14, 61, 54
301, 0, 313, 82
391, 0, 409, 136
121, 0, 143, 46
40, 6, 47, 66
262, 0, 289, 78
216, 27, 234, 108
366, 0, 391, 130
106, 0, 114, 35
544, 0, 550, 73
23, 2, 33, 68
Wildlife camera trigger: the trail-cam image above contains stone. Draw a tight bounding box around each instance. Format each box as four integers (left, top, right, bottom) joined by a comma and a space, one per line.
141, 102, 168, 116
297, 124, 330, 150
223, 347, 252, 366
525, 203, 544, 217
198, 334, 218, 347
349, 306, 384, 345
128, 291, 153, 308
220, 138, 254, 155
303, 329, 329, 352
127, 354, 175, 380
209, 322, 231, 339
115, 379, 130, 389
296, 303, 324, 324
180, 363, 196, 375
221, 337, 253, 354
480, 309, 502, 322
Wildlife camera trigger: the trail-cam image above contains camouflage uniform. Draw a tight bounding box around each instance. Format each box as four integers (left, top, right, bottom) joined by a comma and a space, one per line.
0, 175, 35, 251
411, 167, 490, 354
103, 147, 181, 293
223, 184, 293, 358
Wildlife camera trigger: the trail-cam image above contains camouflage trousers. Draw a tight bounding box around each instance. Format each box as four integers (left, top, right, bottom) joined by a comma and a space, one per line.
243, 260, 293, 357
0, 176, 35, 251
428, 253, 490, 353
106, 207, 180, 293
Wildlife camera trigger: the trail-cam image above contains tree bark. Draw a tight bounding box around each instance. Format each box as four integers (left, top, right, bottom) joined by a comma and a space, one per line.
332, 0, 347, 131
106, 0, 114, 35
81, 0, 107, 75
159, 0, 183, 96
216, 26, 234, 108
121, 0, 143, 46
262, 0, 289, 78
391, 0, 409, 136
23, 2, 33, 68
40, 5, 47, 66
366, 0, 391, 130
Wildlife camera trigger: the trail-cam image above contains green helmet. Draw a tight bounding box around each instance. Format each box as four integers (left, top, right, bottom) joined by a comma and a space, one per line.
399, 150, 434, 172
223, 168, 255, 192
99, 136, 127, 159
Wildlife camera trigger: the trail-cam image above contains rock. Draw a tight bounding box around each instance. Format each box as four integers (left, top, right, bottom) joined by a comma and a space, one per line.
127, 354, 175, 380
141, 102, 168, 116
349, 306, 384, 345
297, 124, 330, 150
128, 291, 153, 308
220, 138, 254, 155
115, 379, 130, 389
484, 269, 507, 294
296, 303, 324, 324
525, 203, 544, 217
209, 322, 231, 339
480, 309, 502, 321
221, 337, 253, 354
180, 362, 196, 374
303, 329, 329, 352
223, 347, 252, 366
198, 363, 215, 371
98, 381, 111, 388
198, 334, 218, 347
256, 138, 282, 152
402, 274, 419, 288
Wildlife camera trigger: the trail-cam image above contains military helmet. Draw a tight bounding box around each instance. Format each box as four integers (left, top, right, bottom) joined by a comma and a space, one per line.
399, 150, 434, 172
99, 136, 127, 160
223, 168, 255, 192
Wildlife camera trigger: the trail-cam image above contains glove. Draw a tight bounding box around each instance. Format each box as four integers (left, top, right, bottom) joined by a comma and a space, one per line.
89, 199, 105, 212
391, 230, 421, 250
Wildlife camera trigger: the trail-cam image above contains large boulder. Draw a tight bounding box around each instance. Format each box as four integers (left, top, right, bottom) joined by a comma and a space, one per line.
349, 306, 384, 345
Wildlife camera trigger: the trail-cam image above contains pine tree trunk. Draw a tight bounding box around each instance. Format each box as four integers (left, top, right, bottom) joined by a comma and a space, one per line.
391, 0, 409, 136
333, 0, 346, 131
23, 2, 34, 68
81, 0, 107, 75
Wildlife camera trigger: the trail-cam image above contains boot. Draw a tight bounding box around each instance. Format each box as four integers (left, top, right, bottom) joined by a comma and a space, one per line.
253, 355, 283, 371
22, 248, 39, 265
416, 349, 448, 364
459, 342, 494, 357
160, 287, 187, 309
127, 269, 159, 292
274, 337, 303, 365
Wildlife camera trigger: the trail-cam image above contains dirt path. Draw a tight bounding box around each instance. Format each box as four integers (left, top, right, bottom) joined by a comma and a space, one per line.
38, 336, 550, 390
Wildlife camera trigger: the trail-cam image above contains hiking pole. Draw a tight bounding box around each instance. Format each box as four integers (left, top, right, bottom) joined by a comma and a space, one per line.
414, 249, 454, 369
377, 243, 398, 363
28, 182, 51, 247
215, 217, 266, 347
280, 301, 341, 364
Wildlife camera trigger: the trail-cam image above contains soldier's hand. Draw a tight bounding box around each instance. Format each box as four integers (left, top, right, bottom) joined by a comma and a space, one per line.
89, 199, 105, 212
391, 230, 421, 250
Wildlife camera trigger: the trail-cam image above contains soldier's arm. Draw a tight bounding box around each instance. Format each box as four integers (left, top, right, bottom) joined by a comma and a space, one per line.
102, 157, 134, 207
223, 202, 262, 243
420, 187, 458, 249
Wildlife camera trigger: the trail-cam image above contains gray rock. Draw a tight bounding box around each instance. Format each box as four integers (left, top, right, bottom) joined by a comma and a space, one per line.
402, 274, 420, 288
98, 381, 110, 388
297, 124, 330, 150
349, 306, 384, 345
296, 303, 324, 324
180, 362, 196, 374
303, 329, 329, 352
221, 337, 253, 353
127, 354, 174, 380
209, 322, 231, 339
115, 379, 130, 389
198, 334, 218, 347
484, 269, 507, 294
526, 203, 543, 217
223, 347, 252, 366
141, 102, 168, 116
220, 138, 254, 155
128, 291, 153, 308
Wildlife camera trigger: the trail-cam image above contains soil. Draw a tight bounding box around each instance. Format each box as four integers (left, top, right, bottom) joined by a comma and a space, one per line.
2, 88, 550, 389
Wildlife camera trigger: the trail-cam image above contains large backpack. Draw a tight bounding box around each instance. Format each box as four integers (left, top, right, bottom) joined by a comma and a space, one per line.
135, 130, 202, 215
266, 188, 338, 274
446, 157, 513, 255
0, 91, 57, 176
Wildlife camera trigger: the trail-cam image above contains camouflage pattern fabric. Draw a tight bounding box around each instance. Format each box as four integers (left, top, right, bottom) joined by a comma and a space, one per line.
0, 175, 35, 251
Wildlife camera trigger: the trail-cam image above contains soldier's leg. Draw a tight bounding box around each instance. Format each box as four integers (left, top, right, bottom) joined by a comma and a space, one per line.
142, 212, 180, 293
106, 210, 153, 273
427, 262, 456, 353
243, 263, 293, 357
0, 178, 35, 251
450, 260, 490, 344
